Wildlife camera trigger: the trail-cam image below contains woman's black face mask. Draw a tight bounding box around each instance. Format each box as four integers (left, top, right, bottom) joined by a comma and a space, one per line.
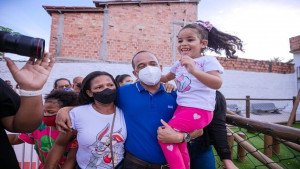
93, 88, 117, 104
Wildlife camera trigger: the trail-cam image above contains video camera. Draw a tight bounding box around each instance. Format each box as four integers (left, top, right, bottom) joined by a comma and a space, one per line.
0, 31, 45, 59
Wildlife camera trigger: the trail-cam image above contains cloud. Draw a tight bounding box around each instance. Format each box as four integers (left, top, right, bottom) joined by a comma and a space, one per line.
198, 0, 300, 61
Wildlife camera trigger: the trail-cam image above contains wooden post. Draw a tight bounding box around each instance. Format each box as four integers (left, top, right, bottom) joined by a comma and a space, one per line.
237, 133, 246, 163
264, 135, 273, 157
272, 137, 281, 155
293, 96, 296, 124
245, 96, 255, 132
287, 90, 300, 126
246, 95, 250, 118
227, 132, 234, 160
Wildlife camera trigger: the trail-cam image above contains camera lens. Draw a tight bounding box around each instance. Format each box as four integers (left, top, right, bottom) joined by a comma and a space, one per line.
0, 31, 45, 59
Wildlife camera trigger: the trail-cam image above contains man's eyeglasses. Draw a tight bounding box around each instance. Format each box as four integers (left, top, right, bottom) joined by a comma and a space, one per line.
57, 84, 71, 89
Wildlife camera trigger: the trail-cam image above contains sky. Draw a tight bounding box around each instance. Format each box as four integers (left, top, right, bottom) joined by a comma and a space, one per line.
0, 0, 299, 62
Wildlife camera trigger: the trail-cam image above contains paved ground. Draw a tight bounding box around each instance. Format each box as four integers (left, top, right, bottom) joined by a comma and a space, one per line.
239, 110, 300, 124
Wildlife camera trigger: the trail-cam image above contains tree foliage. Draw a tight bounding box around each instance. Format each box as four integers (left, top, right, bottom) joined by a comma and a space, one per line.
0, 26, 20, 34
286, 59, 294, 64
269, 57, 284, 63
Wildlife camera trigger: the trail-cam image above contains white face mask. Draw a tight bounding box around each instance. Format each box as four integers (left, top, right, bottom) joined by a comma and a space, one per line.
138, 66, 162, 86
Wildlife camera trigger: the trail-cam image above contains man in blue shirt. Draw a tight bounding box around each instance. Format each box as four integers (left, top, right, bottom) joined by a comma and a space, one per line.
56, 51, 196, 169
117, 51, 177, 168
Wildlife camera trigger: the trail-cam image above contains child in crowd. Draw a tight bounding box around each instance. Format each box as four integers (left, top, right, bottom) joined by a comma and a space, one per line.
8, 90, 79, 169
160, 20, 244, 169
115, 74, 133, 87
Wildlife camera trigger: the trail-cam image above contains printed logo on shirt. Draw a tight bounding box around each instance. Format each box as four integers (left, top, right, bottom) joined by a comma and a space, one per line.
176, 74, 191, 93
168, 105, 174, 109
87, 123, 125, 168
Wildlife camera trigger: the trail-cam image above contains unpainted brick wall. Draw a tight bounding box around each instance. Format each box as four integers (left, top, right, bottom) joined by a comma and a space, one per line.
218, 57, 294, 74
48, 3, 294, 74
290, 35, 300, 52
105, 3, 197, 65
50, 13, 103, 60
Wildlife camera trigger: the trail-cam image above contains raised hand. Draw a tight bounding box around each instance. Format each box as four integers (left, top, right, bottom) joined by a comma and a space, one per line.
4, 53, 55, 91
179, 55, 196, 74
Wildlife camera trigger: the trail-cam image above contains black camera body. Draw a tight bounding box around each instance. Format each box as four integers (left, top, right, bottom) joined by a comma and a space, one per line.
0, 31, 45, 59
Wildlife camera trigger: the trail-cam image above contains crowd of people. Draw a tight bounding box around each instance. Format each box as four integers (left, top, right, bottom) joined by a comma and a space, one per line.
1, 20, 244, 169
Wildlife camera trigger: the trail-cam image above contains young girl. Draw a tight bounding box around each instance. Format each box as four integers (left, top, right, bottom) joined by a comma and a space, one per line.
160, 20, 244, 169
8, 90, 79, 169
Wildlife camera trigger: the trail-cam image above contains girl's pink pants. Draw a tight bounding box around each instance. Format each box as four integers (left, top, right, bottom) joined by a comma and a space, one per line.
159, 106, 213, 169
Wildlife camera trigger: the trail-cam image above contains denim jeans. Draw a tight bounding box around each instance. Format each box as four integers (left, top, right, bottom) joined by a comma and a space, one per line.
189, 145, 216, 169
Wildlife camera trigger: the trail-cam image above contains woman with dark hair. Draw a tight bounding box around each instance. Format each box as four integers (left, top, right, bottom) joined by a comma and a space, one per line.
115, 74, 133, 87
45, 71, 127, 169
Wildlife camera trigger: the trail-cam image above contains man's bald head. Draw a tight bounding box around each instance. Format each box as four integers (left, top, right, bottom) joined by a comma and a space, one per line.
131, 51, 159, 70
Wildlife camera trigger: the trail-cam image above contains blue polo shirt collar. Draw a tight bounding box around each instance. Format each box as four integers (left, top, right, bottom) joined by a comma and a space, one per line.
135, 81, 165, 93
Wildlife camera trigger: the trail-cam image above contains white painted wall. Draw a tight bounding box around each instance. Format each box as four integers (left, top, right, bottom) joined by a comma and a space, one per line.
0, 60, 297, 99
293, 52, 300, 90
0, 60, 298, 165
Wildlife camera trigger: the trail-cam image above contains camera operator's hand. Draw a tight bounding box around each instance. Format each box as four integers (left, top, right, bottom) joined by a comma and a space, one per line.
4, 53, 55, 90
1, 53, 55, 132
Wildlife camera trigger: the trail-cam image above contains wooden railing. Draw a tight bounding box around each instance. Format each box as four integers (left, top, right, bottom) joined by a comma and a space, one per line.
226, 113, 300, 169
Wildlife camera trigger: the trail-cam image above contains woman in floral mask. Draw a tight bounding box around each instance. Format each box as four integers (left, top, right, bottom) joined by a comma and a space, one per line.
8, 90, 79, 169
44, 71, 127, 169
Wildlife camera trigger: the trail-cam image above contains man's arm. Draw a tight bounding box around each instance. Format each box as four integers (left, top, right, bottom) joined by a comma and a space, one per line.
55, 107, 75, 133
1, 53, 55, 132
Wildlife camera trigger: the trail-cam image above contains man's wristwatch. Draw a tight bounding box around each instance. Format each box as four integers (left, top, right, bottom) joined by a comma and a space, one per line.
183, 132, 191, 142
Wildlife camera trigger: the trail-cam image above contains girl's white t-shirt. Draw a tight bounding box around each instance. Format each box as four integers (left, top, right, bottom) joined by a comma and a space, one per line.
70, 104, 127, 169
170, 55, 224, 111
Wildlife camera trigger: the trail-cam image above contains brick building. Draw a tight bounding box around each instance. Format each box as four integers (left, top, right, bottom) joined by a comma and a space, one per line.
43, 0, 294, 74
44, 0, 198, 65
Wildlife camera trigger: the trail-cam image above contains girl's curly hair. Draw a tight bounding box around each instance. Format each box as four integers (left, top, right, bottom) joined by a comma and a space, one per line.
181, 21, 244, 59
45, 90, 79, 108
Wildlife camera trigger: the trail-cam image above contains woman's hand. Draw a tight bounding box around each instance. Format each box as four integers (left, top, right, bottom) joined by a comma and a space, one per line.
4, 53, 55, 90
163, 83, 176, 93
55, 107, 74, 133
